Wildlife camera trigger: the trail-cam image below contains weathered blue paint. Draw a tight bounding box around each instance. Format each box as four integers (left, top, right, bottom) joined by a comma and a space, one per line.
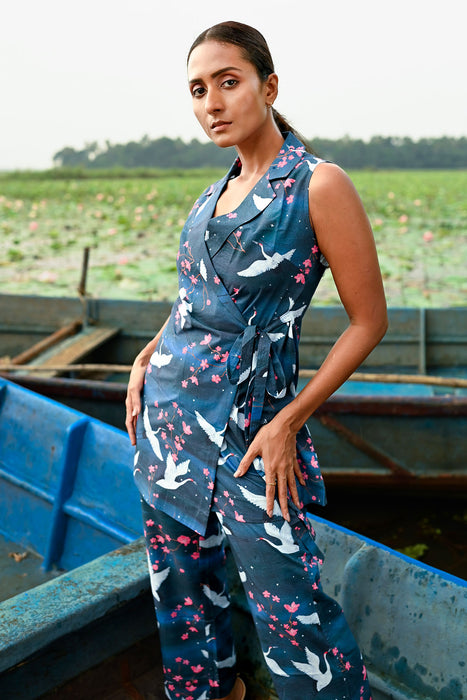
309, 515, 467, 700
0, 377, 139, 572
0, 378, 465, 699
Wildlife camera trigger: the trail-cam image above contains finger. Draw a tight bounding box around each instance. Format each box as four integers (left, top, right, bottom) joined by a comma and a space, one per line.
235, 442, 260, 477
127, 390, 141, 417
288, 466, 301, 509
125, 414, 137, 446
276, 474, 290, 521
265, 479, 278, 517
125, 397, 140, 446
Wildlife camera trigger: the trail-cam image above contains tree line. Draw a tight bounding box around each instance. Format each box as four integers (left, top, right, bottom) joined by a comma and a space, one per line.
53, 134, 467, 170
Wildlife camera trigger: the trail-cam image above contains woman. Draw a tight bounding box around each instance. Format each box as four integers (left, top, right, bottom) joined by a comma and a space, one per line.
126, 21, 387, 700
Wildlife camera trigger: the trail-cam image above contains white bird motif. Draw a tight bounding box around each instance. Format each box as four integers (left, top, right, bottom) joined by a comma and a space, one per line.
155, 453, 192, 490
202, 584, 230, 608
215, 652, 237, 668
306, 158, 319, 172
229, 400, 246, 429
260, 520, 299, 554
253, 456, 264, 472
178, 287, 192, 329
199, 531, 225, 549
270, 386, 287, 400
237, 243, 296, 277
143, 405, 163, 460
195, 411, 225, 447
147, 556, 170, 602
149, 348, 173, 368
215, 512, 232, 535
237, 484, 282, 517
264, 647, 290, 677
267, 331, 285, 342
253, 193, 273, 211
292, 648, 332, 691
195, 195, 211, 217
239, 570, 247, 582
199, 258, 207, 280
238, 365, 251, 385
297, 612, 321, 626
133, 450, 140, 467
280, 297, 307, 337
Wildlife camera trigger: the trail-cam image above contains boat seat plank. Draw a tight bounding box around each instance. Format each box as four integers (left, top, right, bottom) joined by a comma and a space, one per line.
10, 320, 82, 366
28, 327, 120, 377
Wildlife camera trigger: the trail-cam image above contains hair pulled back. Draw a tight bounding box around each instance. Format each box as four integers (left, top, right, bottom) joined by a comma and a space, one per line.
187, 21, 311, 151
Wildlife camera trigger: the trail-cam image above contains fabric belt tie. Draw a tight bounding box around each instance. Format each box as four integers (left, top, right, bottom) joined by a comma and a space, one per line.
227, 324, 288, 441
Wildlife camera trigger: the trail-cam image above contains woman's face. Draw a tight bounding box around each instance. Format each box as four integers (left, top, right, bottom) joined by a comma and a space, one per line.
187, 40, 276, 149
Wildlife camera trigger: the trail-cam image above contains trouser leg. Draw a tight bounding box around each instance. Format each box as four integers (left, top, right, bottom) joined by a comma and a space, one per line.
212, 460, 372, 700
141, 499, 237, 699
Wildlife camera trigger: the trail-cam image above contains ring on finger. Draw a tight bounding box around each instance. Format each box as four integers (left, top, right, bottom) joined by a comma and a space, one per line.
266, 480, 277, 485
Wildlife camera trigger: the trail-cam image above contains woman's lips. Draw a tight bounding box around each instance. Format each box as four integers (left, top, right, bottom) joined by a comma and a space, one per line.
211, 121, 231, 132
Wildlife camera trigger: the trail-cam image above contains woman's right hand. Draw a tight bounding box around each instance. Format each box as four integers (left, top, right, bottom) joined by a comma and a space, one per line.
125, 317, 170, 446
125, 357, 148, 446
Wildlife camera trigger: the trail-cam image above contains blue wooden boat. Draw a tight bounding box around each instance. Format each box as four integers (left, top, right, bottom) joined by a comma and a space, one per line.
0, 378, 465, 699
1, 294, 467, 493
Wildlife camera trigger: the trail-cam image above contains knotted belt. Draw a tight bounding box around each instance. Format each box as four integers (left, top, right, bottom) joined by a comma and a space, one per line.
227, 323, 292, 442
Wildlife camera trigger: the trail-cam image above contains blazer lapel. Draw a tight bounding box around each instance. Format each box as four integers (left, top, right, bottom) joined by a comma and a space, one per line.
205, 133, 307, 258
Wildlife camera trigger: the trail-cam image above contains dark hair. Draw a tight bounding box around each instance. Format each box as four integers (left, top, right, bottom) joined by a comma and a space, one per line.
187, 21, 313, 152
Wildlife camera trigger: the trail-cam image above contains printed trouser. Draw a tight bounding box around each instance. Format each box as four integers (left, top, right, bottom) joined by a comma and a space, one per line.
142, 457, 372, 700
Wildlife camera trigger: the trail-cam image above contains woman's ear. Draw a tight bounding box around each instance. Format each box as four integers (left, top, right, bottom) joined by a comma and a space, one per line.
264, 72, 279, 106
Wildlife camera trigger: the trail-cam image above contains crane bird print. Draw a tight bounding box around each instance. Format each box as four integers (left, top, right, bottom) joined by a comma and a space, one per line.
237, 242, 296, 277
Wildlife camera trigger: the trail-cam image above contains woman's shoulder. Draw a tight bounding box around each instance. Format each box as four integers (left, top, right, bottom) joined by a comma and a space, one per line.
308, 161, 358, 203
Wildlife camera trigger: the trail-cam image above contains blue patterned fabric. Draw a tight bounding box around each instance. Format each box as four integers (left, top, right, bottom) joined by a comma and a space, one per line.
142, 458, 372, 699
138, 133, 373, 698
134, 133, 329, 535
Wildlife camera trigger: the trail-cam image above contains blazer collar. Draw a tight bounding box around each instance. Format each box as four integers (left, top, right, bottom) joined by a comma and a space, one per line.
199, 133, 307, 256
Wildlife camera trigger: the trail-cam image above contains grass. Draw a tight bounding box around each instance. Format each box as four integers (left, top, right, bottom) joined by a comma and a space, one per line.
1, 169, 466, 306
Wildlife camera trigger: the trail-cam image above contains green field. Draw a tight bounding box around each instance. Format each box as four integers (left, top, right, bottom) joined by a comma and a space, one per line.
1, 169, 466, 307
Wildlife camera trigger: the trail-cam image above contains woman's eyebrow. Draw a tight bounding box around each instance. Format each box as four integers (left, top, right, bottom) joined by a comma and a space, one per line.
188, 66, 242, 85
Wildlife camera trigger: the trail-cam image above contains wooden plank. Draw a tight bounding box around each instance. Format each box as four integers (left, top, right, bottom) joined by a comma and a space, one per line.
2, 362, 467, 388
27, 327, 120, 377
10, 321, 82, 365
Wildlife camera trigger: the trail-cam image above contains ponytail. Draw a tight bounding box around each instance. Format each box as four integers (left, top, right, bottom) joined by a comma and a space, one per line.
271, 107, 314, 154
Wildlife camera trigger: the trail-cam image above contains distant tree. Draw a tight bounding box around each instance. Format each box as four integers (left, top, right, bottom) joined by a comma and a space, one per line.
53, 135, 467, 170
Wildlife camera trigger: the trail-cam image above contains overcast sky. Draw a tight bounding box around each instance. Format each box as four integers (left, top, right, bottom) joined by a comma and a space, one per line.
1, 0, 466, 170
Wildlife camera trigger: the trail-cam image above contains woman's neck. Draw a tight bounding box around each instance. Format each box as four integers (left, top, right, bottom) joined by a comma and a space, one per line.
234, 121, 284, 183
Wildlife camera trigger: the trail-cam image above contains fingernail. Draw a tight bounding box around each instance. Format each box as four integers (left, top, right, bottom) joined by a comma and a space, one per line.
267, 509, 272, 518
234, 470, 240, 478
132, 408, 138, 416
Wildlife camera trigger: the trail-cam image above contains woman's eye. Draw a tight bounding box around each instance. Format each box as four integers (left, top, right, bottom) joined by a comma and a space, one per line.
192, 86, 205, 98
222, 79, 237, 89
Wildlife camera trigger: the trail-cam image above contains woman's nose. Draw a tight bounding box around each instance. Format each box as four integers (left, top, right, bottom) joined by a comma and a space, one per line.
205, 88, 223, 114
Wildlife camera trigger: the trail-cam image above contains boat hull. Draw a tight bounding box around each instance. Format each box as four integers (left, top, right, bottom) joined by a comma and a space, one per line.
0, 378, 466, 699
1, 295, 467, 492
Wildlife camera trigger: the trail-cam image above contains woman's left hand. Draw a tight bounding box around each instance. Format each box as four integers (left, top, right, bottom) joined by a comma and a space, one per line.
234, 414, 305, 521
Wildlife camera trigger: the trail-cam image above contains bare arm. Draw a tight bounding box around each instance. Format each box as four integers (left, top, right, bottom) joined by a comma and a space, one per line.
234, 163, 388, 519
125, 316, 170, 445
